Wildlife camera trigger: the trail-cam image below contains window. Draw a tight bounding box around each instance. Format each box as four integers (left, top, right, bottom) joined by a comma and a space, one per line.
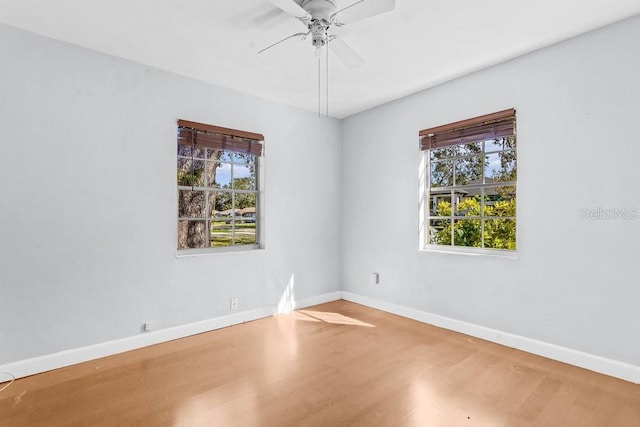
420, 109, 517, 254
177, 120, 263, 252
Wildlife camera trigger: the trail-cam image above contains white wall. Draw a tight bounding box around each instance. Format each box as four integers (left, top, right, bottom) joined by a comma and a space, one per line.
341, 15, 640, 367
0, 23, 342, 364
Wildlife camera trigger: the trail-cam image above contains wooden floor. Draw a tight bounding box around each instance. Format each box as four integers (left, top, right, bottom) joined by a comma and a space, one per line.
1, 300, 639, 426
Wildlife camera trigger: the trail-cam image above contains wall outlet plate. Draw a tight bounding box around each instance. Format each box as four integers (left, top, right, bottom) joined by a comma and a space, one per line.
230, 297, 239, 311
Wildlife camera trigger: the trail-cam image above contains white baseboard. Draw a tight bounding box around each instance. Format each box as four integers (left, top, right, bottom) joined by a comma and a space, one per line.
341, 292, 640, 384
4, 291, 637, 385
0, 292, 343, 380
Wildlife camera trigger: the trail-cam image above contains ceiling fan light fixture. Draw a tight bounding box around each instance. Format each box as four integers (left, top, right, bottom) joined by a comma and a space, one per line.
310, 19, 329, 48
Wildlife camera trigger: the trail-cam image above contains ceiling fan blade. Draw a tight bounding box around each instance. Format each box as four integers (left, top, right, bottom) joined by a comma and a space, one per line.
258, 31, 309, 55
329, 37, 364, 69
254, 8, 289, 26
332, 0, 395, 25
269, 0, 311, 20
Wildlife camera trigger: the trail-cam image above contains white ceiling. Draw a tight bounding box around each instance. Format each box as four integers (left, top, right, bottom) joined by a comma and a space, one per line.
1, 0, 639, 118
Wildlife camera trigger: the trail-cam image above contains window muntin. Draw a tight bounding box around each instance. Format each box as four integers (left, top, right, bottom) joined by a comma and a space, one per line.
421, 110, 516, 253
177, 121, 262, 252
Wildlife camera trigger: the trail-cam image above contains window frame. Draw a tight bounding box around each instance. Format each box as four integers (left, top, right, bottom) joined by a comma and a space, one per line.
419, 109, 517, 258
176, 120, 264, 255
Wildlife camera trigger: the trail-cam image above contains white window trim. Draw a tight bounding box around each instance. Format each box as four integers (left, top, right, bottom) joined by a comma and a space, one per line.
421, 243, 519, 260
418, 142, 518, 258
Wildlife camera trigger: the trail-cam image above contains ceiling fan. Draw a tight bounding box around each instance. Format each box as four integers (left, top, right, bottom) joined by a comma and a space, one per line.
259, 0, 396, 69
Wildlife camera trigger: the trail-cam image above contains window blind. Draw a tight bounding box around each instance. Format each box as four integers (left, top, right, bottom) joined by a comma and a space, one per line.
419, 108, 516, 151
177, 119, 264, 157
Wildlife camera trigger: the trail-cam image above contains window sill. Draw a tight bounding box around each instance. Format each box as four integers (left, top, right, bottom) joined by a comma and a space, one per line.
176, 244, 262, 258
421, 245, 518, 260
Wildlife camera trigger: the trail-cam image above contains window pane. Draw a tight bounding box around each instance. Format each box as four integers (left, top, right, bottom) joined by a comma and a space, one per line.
430, 146, 455, 160
177, 144, 191, 157
455, 155, 483, 186
453, 219, 482, 247
177, 145, 206, 159
205, 160, 220, 188
214, 162, 232, 188
233, 152, 254, 163
233, 164, 256, 190
429, 191, 452, 216
486, 152, 516, 183
234, 223, 256, 246
484, 219, 516, 250
177, 158, 189, 184
504, 136, 516, 149
485, 138, 505, 153
430, 160, 453, 187
484, 186, 516, 217
236, 161, 255, 178
429, 219, 451, 245
235, 194, 257, 213
454, 191, 481, 217
178, 190, 206, 218
234, 193, 257, 245
205, 192, 217, 218
178, 220, 207, 249
486, 136, 516, 152
213, 191, 233, 216
211, 224, 233, 247
457, 141, 482, 156
177, 159, 205, 186
235, 195, 257, 223
485, 153, 499, 181
245, 154, 257, 166
207, 149, 222, 159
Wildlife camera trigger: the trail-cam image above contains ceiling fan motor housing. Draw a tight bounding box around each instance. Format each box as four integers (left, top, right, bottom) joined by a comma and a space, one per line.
301, 0, 337, 48
310, 19, 330, 47
300, 0, 337, 21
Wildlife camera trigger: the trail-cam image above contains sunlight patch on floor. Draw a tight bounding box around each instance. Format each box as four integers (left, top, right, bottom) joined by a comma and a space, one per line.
292, 311, 322, 322
298, 310, 375, 327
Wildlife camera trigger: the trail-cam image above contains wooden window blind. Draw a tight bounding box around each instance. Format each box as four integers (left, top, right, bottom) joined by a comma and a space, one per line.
177, 119, 264, 157
419, 108, 516, 151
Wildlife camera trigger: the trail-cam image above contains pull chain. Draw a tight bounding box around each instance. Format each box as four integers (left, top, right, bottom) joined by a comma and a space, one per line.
326, 42, 329, 117
318, 56, 321, 118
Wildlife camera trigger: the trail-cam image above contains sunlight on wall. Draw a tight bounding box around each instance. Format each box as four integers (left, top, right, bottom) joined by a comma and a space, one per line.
276, 274, 296, 314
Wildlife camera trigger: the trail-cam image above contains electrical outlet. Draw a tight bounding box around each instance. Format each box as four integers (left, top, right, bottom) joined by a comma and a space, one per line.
143, 322, 154, 332
230, 297, 239, 311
